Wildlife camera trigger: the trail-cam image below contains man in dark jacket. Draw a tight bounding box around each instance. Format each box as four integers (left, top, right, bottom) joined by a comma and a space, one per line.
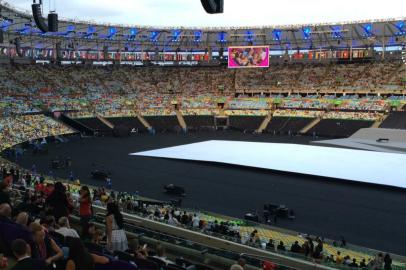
11, 239, 46, 270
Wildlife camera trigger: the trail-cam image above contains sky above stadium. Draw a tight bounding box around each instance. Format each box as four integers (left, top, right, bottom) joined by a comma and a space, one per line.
7, 0, 406, 27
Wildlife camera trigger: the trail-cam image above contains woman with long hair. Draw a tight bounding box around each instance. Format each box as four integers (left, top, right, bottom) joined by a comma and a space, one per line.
106, 202, 128, 252
30, 222, 63, 268
65, 237, 109, 270
45, 182, 72, 220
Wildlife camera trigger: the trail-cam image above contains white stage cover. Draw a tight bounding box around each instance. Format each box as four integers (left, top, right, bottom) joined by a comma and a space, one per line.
131, 141, 406, 189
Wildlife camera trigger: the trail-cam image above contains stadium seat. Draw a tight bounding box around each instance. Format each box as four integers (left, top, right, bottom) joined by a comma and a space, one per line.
165, 264, 186, 270
131, 257, 160, 270
95, 260, 138, 270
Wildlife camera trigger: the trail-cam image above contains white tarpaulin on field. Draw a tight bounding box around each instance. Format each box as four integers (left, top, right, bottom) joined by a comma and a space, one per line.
131, 140, 406, 189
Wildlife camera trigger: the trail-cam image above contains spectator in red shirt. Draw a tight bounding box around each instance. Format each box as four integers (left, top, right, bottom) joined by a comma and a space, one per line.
263, 261, 277, 270
79, 186, 92, 227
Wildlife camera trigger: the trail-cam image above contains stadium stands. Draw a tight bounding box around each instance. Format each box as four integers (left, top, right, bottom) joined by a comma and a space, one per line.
0, 63, 404, 121
0, 114, 76, 151
1, 1, 406, 270
307, 119, 375, 138
183, 116, 215, 131
379, 111, 406, 129
228, 116, 266, 132
266, 117, 315, 135
0, 64, 404, 269
74, 118, 113, 134
106, 117, 148, 133
143, 116, 181, 133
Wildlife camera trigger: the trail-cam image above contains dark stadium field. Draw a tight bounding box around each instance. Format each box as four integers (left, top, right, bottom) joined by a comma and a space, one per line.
14, 131, 406, 255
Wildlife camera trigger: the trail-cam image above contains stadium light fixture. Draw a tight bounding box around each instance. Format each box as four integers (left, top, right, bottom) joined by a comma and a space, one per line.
128, 28, 137, 41
363, 23, 373, 37
150, 31, 159, 42
67, 25, 75, 32
0, 19, 12, 30
246, 30, 254, 42
172, 29, 181, 42
272, 29, 282, 41
16, 23, 32, 35
302, 27, 311, 40
218, 31, 227, 43
395, 21, 405, 36
107, 27, 117, 39
194, 31, 202, 42
84, 25, 96, 39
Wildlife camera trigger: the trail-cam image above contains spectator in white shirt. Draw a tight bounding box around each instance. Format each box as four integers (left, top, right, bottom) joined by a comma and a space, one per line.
55, 217, 79, 238
192, 214, 200, 228
167, 214, 179, 226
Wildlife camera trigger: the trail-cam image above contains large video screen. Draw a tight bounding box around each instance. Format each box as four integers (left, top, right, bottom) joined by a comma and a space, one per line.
228, 46, 269, 68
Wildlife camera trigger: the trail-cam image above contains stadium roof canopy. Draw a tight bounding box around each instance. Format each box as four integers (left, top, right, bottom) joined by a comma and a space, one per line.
0, 1, 405, 52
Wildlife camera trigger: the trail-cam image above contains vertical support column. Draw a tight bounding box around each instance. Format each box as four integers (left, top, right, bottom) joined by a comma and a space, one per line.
382, 37, 386, 60
349, 27, 353, 61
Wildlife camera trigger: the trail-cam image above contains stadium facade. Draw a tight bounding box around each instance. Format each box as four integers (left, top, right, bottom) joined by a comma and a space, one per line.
0, 1, 405, 65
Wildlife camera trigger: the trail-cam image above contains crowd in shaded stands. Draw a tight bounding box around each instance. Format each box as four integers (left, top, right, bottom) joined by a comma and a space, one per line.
0, 115, 76, 151
0, 160, 397, 270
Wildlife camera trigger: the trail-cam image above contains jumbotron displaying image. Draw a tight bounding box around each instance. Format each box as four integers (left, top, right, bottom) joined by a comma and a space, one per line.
0, 0, 405, 270
228, 46, 270, 68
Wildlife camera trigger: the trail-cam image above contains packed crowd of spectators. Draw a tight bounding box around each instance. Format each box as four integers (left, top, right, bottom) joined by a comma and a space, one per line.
234, 62, 404, 92
336, 100, 389, 111
280, 98, 331, 110
225, 110, 268, 116
0, 115, 75, 151
323, 111, 383, 121
227, 98, 269, 110
272, 109, 323, 118
180, 109, 219, 116
0, 62, 404, 119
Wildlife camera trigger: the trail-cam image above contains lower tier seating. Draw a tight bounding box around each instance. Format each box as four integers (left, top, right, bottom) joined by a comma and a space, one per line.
307, 119, 374, 137
75, 117, 112, 132
379, 111, 406, 129
266, 117, 314, 134
144, 116, 180, 132
229, 116, 265, 132
106, 117, 147, 133
183, 116, 215, 130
